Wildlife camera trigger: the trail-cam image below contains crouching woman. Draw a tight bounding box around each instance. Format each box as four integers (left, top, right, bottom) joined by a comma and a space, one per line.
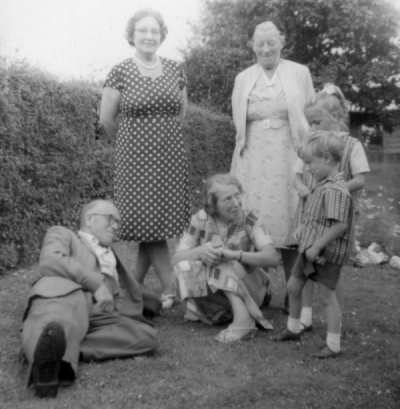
173, 173, 280, 343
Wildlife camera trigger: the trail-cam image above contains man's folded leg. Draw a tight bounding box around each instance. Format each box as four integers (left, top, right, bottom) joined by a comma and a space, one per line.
80, 310, 158, 362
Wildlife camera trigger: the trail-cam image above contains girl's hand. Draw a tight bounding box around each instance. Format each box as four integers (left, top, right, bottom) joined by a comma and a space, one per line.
305, 245, 321, 262
297, 184, 310, 199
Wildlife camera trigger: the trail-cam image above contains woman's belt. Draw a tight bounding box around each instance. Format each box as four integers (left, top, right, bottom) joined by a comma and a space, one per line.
250, 117, 289, 129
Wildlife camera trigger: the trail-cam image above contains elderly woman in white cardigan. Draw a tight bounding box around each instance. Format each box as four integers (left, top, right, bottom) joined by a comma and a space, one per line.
231, 21, 315, 248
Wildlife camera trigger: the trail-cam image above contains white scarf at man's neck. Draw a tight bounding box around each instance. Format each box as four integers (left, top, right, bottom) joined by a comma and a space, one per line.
77, 230, 119, 286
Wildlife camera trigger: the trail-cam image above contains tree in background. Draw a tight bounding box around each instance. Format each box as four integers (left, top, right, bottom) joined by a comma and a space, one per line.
184, 0, 400, 124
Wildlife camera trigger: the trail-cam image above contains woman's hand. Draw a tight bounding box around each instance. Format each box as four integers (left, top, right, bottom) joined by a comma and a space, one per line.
197, 242, 222, 265
221, 248, 239, 261
239, 143, 248, 157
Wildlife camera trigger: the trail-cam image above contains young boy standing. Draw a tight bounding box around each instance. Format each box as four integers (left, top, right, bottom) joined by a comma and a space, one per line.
274, 130, 354, 359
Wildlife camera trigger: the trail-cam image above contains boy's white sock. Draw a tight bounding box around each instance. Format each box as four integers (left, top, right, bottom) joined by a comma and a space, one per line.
287, 317, 302, 334
300, 307, 312, 327
326, 332, 341, 353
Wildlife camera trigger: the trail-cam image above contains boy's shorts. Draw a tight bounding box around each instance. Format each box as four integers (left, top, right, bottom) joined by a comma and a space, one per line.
291, 252, 342, 290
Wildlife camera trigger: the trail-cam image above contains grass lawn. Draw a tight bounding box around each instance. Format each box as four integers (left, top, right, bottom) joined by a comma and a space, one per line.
1, 261, 399, 409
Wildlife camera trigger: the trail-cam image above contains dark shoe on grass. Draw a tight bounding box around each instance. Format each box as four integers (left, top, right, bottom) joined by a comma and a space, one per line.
272, 328, 302, 342
301, 324, 313, 333
312, 346, 341, 359
281, 294, 289, 315
31, 322, 66, 398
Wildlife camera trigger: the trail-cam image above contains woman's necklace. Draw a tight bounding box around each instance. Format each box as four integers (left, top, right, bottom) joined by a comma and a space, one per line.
134, 55, 159, 70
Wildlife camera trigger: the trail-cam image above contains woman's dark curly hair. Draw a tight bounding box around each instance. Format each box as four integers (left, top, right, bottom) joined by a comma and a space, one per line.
125, 8, 168, 46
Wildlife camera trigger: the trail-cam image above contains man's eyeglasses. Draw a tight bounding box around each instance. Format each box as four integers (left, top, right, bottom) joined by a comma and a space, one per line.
89, 213, 121, 228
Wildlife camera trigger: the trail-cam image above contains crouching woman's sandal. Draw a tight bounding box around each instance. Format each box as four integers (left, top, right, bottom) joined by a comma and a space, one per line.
160, 293, 176, 310
215, 324, 257, 344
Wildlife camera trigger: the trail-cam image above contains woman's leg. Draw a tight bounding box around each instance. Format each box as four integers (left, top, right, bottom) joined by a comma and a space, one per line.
135, 242, 151, 285
215, 291, 255, 342
224, 291, 254, 328
146, 240, 176, 306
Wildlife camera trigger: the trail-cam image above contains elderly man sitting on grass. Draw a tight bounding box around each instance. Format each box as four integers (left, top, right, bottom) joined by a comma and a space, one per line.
22, 199, 160, 398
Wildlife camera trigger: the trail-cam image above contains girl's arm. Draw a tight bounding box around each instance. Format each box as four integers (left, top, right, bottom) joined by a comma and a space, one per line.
345, 172, 366, 193
294, 173, 311, 198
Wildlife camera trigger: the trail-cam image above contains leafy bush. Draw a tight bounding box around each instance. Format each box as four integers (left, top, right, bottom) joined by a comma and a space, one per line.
183, 104, 235, 208
0, 61, 113, 272
0, 61, 235, 272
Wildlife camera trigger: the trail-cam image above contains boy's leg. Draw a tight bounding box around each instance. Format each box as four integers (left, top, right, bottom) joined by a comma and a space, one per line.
300, 280, 314, 330
313, 286, 342, 358
288, 275, 305, 326
281, 248, 298, 313
273, 275, 306, 341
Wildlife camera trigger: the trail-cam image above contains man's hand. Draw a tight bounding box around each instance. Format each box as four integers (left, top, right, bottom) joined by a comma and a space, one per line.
305, 245, 321, 263
94, 283, 114, 313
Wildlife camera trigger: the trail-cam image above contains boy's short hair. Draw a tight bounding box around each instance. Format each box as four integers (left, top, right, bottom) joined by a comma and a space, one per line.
304, 130, 346, 164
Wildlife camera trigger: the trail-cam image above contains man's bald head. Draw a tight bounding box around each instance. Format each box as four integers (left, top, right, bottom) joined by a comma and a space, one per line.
80, 199, 119, 228
79, 200, 121, 246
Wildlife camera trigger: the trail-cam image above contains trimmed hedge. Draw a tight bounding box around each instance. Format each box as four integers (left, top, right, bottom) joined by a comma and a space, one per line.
0, 62, 235, 272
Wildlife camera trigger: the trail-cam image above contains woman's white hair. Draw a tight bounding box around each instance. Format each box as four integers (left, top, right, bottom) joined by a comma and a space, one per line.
252, 21, 285, 45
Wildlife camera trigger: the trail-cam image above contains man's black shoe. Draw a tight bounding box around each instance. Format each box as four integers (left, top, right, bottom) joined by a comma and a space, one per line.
31, 322, 66, 398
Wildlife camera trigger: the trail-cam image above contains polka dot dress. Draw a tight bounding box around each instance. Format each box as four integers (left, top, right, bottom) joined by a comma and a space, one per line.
104, 58, 190, 241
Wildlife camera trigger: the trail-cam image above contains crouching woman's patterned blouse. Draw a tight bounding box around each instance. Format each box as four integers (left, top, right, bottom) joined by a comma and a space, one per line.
174, 209, 273, 315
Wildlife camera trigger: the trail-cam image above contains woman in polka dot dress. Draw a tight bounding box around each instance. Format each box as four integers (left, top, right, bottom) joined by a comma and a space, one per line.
100, 9, 190, 308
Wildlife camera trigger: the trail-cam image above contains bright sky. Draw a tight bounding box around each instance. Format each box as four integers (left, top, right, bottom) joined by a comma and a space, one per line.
1, 0, 399, 81
0, 0, 201, 80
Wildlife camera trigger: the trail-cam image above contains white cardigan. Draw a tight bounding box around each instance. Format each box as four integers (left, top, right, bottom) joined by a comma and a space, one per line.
231, 59, 315, 155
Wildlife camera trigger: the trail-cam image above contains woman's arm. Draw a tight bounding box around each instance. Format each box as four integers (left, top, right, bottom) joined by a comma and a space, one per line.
173, 243, 221, 266
179, 87, 188, 123
99, 87, 121, 140
221, 244, 281, 268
